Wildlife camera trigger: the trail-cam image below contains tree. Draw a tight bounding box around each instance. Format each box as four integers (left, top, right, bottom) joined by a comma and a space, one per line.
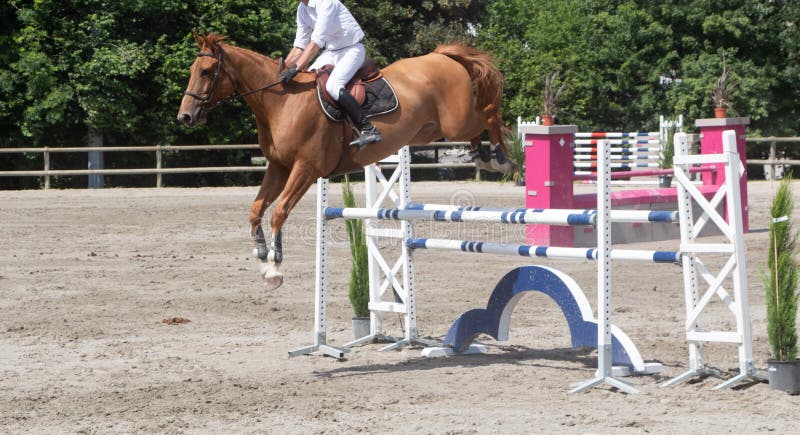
2, 1, 799, 189
479, 0, 799, 137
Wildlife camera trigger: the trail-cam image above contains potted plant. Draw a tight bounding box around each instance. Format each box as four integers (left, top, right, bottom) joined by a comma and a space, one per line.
711, 55, 738, 118
764, 178, 800, 394
658, 125, 676, 187
342, 175, 371, 339
541, 70, 565, 126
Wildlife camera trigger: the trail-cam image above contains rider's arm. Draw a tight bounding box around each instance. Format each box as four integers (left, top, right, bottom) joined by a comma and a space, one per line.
285, 47, 304, 67
291, 0, 333, 70
288, 1, 314, 67
292, 42, 320, 71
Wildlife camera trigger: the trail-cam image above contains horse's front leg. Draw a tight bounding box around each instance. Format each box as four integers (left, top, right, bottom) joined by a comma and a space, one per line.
260, 162, 319, 290
249, 164, 289, 289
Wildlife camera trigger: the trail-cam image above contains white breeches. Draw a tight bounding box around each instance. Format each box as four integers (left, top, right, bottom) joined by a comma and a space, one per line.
309, 43, 366, 101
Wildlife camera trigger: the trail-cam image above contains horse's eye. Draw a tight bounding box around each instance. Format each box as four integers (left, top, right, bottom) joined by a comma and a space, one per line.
201, 69, 211, 77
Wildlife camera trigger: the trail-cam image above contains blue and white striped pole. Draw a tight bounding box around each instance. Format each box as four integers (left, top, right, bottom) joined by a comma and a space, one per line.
406, 238, 680, 264
326, 205, 678, 225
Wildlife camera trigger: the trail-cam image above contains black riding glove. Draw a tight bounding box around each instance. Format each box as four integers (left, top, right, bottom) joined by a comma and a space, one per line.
280, 64, 298, 84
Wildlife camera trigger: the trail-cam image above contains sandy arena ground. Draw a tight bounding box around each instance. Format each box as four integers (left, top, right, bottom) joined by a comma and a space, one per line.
2, 180, 800, 433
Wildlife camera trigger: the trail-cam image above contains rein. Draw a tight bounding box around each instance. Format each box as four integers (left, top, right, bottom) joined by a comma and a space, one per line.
183, 47, 284, 110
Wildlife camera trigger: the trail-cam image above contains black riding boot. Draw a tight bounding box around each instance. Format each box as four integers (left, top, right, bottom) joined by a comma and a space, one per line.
337, 89, 382, 149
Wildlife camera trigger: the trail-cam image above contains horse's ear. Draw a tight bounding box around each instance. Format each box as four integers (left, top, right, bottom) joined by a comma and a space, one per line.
192, 30, 205, 49
209, 40, 221, 55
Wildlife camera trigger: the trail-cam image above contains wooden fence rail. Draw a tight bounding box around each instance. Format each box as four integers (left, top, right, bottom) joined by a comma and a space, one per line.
745, 137, 800, 180
0, 142, 481, 189
3, 137, 796, 188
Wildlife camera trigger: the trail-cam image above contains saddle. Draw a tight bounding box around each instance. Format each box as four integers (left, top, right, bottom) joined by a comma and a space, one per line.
313, 60, 399, 122
316, 59, 381, 106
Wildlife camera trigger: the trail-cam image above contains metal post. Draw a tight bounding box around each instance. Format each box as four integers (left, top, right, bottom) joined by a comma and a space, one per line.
767, 140, 776, 181
43, 148, 50, 190
87, 129, 104, 189
156, 145, 163, 188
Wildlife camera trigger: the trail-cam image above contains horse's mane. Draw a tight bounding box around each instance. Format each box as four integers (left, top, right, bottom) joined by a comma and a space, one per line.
204, 32, 228, 47
202, 33, 281, 66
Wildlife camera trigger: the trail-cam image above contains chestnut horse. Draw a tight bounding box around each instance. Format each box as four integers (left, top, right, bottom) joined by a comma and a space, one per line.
177, 33, 513, 289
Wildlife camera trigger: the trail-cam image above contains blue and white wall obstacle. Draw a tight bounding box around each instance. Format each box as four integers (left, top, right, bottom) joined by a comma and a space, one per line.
420, 266, 663, 376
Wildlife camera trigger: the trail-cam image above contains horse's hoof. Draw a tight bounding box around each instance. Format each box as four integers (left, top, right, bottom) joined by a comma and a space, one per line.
475, 158, 516, 174
264, 273, 284, 290
258, 259, 283, 290
492, 160, 518, 174
474, 158, 493, 172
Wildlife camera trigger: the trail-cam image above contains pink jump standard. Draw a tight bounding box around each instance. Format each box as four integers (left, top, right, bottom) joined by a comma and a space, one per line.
695, 117, 750, 233
522, 124, 580, 246
522, 118, 750, 246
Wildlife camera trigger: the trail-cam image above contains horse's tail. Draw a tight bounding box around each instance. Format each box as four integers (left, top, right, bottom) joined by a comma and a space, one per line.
434, 43, 508, 153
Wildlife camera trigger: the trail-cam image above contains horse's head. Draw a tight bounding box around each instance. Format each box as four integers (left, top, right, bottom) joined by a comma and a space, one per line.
177, 32, 237, 128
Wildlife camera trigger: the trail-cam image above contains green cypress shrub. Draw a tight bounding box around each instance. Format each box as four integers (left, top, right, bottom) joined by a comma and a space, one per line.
764, 178, 799, 361
342, 175, 370, 318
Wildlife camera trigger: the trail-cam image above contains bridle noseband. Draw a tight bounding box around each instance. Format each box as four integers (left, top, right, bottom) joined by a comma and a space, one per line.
183, 46, 284, 112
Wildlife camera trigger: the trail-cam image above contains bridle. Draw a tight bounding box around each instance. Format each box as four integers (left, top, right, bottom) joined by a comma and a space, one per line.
183, 46, 284, 112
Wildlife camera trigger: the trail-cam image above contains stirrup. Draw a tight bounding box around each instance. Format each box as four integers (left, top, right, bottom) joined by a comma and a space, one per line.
349, 126, 382, 149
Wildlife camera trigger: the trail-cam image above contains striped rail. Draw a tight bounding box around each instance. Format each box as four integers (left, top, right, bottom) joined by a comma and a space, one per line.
325, 205, 679, 226
406, 238, 680, 263
573, 131, 663, 179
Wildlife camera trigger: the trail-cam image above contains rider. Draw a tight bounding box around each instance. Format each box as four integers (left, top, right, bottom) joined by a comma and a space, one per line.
280, 0, 382, 149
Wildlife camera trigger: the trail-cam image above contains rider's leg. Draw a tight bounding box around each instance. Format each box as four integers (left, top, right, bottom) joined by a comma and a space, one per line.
324, 44, 381, 148
337, 90, 382, 148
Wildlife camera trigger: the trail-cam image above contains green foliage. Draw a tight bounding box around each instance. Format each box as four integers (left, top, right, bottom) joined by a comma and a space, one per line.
764, 178, 799, 361
349, 1, 485, 65
660, 126, 675, 170
480, 0, 799, 134
2, 1, 800, 189
499, 130, 525, 183
342, 175, 370, 318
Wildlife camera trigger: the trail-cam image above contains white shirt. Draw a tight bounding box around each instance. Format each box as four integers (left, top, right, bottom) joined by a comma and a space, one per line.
293, 0, 365, 51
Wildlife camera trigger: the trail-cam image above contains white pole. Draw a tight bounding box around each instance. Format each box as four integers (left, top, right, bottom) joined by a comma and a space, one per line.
364, 163, 382, 336
288, 179, 347, 358
713, 130, 759, 389
571, 139, 637, 394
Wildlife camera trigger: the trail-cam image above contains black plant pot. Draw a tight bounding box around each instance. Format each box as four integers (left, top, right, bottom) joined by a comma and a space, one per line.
658, 175, 673, 188
767, 359, 800, 395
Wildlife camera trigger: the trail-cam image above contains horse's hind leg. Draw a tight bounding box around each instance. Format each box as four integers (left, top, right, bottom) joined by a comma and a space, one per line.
469, 106, 516, 174
259, 162, 318, 290
469, 136, 493, 170
471, 134, 516, 174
